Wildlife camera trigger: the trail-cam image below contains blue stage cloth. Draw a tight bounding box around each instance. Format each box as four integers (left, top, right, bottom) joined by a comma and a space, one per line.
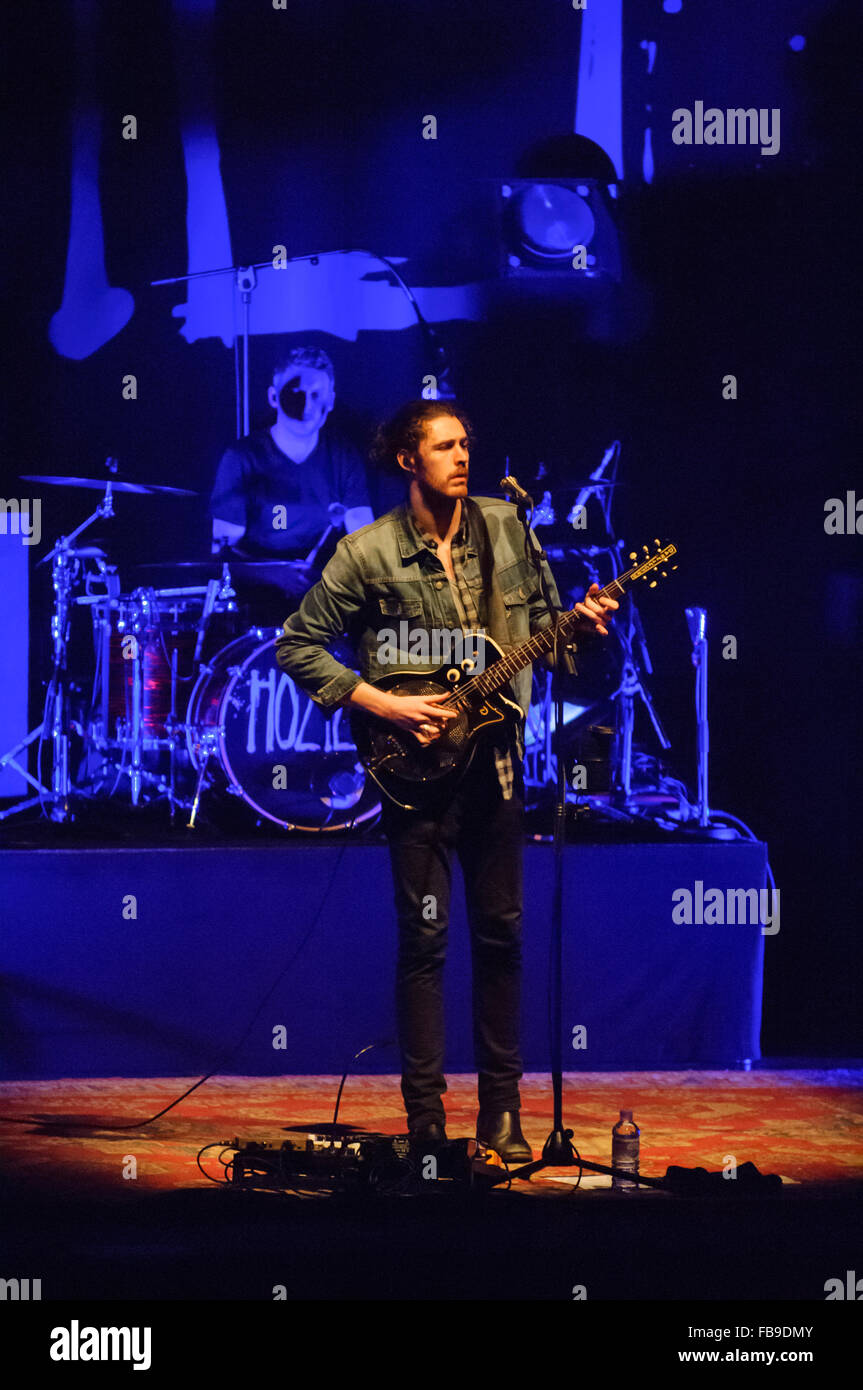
0, 841, 766, 1079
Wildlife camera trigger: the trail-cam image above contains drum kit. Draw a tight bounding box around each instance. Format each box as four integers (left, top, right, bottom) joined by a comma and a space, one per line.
1, 442, 669, 830
0, 468, 380, 831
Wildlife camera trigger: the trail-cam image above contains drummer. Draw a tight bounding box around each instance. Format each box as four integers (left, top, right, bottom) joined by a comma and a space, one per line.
209, 345, 373, 564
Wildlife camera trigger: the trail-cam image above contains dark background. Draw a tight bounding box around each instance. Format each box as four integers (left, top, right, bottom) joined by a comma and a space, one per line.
3, 0, 862, 1054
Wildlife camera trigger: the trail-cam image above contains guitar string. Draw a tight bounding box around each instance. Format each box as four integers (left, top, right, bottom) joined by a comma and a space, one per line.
440, 576, 622, 709
435, 551, 670, 712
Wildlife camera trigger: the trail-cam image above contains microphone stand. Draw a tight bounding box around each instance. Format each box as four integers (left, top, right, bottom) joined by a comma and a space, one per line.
497, 474, 661, 1189
500, 474, 579, 1167
151, 246, 452, 445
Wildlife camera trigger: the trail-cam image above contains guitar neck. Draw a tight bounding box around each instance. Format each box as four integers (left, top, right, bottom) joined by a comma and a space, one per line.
467, 571, 631, 702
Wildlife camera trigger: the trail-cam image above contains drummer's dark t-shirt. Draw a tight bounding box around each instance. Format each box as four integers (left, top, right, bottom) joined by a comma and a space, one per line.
209, 428, 371, 559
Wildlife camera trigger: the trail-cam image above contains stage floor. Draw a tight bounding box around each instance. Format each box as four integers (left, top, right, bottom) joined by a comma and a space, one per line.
2, 1066, 862, 1300
3, 1068, 862, 1194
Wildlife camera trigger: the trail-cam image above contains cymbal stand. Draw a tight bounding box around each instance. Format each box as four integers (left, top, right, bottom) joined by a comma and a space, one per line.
593, 449, 668, 800
608, 550, 670, 804
0, 485, 115, 822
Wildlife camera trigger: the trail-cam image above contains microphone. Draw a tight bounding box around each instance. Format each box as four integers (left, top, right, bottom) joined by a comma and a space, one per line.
570, 439, 620, 526
499, 475, 533, 508
194, 578, 220, 663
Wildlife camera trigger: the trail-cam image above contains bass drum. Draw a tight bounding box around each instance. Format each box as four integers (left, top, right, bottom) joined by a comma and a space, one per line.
186, 629, 380, 832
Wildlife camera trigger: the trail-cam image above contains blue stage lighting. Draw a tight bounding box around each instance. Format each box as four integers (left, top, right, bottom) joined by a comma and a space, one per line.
512, 183, 596, 262
498, 179, 621, 283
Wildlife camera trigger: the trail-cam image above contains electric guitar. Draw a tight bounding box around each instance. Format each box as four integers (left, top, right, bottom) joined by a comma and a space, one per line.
352, 540, 678, 809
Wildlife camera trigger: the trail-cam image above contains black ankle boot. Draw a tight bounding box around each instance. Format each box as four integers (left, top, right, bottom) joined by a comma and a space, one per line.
408, 1121, 448, 1154
476, 1110, 533, 1164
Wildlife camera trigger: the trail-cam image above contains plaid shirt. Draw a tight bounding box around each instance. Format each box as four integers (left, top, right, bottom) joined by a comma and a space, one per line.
412, 502, 517, 800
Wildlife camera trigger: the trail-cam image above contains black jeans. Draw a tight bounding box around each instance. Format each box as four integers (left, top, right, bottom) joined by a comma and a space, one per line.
381, 745, 525, 1131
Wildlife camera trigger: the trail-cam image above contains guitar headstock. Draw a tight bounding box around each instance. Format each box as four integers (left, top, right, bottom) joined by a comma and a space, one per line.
626, 539, 678, 589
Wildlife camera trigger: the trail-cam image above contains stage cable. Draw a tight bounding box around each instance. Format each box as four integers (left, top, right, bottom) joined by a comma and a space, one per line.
705, 809, 777, 898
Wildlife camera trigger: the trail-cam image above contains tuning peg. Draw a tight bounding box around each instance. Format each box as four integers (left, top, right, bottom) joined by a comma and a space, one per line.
649, 580, 657, 588
629, 552, 636, 561
654, 538, 660, 547
643, 544, 649, 555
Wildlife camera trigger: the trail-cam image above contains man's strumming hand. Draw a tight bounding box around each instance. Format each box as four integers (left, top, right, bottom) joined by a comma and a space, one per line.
347, 683, 457, 745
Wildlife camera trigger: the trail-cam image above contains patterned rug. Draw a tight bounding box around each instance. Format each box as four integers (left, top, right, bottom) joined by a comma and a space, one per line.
1, 1070, 862, 1198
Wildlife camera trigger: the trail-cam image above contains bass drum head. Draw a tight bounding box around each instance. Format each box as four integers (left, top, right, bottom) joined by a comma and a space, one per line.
187, 631, 380, 832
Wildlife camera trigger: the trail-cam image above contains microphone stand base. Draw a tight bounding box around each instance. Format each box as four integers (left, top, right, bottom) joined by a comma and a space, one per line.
542, 1128, 579, 1166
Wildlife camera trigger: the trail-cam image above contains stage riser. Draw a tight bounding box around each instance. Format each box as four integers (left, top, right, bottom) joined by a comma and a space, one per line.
0, 842, 766, 1079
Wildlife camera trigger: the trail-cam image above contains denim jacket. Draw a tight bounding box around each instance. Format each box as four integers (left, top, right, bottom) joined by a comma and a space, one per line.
274, 494, 564, 748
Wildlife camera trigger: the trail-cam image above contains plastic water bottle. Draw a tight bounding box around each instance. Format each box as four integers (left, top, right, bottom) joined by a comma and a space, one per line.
611, 1109, 640, 1191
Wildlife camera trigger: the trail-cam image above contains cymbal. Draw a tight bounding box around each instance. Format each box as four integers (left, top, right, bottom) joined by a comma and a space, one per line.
21, 474, 198, 497
135, 557, 319, 599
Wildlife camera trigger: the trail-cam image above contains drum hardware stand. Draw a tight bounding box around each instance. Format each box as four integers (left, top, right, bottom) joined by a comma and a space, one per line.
522, 543, 604, 794
116, 586, 160, 808
563, 440, 672, 806
607, 544, 670, 807
609, 652, 669, 804
182, 563, 237, 829
678, 606, 728, 839
0, 482, 115, 822
686, 606, 709, 826
130, 601, 144, 807
186, 734, 216, 830
163, 646, 182, 822
504, 463, 577, 800
523, 670, 594, 796
111, 761, 179, 799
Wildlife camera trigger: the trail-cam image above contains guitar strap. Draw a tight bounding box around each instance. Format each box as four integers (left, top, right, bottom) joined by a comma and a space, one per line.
467, 495, 577, 690
465, 496, 514, 654
466, 492, 542, 758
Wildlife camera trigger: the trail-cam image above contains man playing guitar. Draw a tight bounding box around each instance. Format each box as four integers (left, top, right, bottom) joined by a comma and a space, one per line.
275, 400, 618, 1161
